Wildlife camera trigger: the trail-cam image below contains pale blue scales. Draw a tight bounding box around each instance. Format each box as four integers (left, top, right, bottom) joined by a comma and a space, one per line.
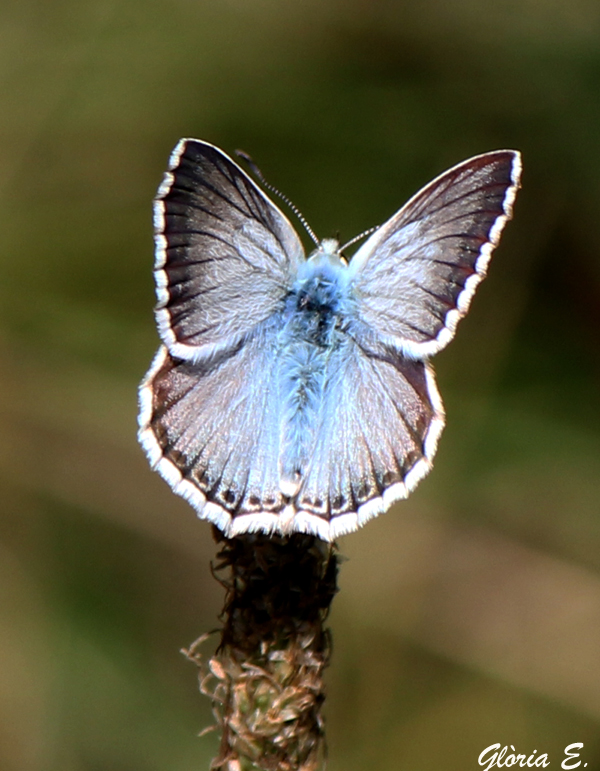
138, 139, 521, 540
277, 241, 352, 499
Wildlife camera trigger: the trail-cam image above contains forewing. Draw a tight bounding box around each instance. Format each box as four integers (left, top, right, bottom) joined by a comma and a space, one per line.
138, 325, 288, 536
348, 151, 521, 357
290, 340, 445, 540
154, 139, 305, 360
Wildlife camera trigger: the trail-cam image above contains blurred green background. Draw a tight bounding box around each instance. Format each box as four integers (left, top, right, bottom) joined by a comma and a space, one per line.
2, 1, 600, 769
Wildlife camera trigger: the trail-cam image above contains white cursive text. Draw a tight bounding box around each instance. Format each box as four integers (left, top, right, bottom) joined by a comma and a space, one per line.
478, 744, 550, 770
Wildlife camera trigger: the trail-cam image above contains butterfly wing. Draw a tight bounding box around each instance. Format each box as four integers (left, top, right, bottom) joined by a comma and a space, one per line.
140, 144, 522, 541
154, 138, 305, 360
139, 332, 444, 542
347, 151, 521, 357
291, 338, 444, 540
291, 151, 521, 538
138, 320, 293, 537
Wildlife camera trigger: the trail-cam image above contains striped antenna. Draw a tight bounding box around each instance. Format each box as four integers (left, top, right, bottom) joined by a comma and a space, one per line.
235, 150, 320, 246
340, 225, 379, 254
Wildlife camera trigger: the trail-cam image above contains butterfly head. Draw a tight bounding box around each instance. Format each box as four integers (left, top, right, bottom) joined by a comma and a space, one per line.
307, 237, 348, 267
318, 237, 340, 255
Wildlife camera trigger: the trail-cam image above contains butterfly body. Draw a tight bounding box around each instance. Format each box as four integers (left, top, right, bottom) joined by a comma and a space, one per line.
278, 242, 353, 497
284, 241, 348, 344
139, 139, 521, 540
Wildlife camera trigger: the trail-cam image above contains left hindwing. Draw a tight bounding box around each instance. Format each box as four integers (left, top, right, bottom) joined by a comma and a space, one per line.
138, 321, 288, 536
348, 151, 521, 358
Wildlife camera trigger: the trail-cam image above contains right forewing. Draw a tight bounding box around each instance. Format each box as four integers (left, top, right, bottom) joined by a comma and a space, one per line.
348, 151, 521, 358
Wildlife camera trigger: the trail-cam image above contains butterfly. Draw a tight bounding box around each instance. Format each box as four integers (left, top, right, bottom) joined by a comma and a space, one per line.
138, 139, 521, 541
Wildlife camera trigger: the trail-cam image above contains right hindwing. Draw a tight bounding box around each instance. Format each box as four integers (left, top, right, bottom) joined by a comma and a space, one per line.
293, 338, 445, 537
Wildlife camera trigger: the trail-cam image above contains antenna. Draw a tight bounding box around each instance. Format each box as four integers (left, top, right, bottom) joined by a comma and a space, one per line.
235, 149, 320, 246
340, 225, 379, 254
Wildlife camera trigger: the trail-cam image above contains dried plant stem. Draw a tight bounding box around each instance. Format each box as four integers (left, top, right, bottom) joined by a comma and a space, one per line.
184, 527, 339, 771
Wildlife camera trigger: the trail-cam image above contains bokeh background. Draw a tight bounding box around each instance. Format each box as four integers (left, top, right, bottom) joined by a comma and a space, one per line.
2, 1, 600, 769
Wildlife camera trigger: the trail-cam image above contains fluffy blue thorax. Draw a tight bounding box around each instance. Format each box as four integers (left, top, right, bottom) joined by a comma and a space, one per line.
284, 240, 350, 342
277, 241, 351, 496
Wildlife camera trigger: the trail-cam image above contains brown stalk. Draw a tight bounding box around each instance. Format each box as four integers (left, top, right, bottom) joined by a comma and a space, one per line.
184, 526, 339, 771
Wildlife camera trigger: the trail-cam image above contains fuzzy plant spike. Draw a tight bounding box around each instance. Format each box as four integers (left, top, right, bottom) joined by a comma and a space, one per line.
183, 529, 338, 771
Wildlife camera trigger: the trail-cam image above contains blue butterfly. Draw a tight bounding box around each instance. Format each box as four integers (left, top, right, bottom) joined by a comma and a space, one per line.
138, 140, 521, 541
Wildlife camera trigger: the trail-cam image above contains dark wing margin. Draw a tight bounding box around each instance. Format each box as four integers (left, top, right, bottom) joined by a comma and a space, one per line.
154, 138, 305, 360
348, 150, 522, 358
